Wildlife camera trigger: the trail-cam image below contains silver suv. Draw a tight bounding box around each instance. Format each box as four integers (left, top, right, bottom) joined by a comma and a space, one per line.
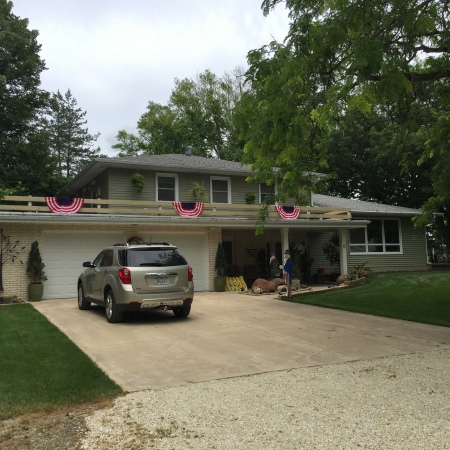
77, 242, 194, 323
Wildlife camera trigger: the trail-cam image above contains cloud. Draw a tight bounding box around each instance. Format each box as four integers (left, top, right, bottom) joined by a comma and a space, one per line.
12, 0, 290, 155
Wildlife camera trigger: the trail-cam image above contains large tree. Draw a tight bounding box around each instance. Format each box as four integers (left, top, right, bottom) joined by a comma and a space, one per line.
47, 89, 101, 179
114, 69, 247, 161
236, 0, 450, 244
0, 0, 51, 192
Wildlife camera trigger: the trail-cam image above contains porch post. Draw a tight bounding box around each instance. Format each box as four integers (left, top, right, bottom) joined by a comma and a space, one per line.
281, 227, 289, 253
338, 228, 348, 275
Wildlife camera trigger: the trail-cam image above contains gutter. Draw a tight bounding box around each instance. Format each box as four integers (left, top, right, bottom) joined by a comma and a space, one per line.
0, 212, 370, 229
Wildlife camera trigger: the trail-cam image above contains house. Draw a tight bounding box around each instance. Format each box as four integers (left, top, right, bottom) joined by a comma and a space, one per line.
0, 152, 427, 300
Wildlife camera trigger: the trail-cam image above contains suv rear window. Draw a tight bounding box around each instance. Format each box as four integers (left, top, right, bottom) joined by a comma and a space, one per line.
118, 248, 188, 267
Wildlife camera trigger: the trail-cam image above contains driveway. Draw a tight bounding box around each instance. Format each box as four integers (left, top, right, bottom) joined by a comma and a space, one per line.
32, 291, 450, 392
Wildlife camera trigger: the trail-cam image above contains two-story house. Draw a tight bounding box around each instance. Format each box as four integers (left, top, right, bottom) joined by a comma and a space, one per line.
0, 151, 426, 300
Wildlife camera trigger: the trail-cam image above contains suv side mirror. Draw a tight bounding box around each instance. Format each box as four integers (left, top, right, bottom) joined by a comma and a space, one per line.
83, 261, 95, 268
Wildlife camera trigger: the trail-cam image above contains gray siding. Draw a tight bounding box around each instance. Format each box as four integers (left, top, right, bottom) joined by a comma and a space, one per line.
108, 168, 155, 200
347, 217, 427, 271
309, 217, 427, 274
104, 169, 255, 204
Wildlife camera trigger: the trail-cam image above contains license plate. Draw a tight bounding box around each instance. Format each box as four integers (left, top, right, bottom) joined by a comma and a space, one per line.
155, 277, 169, 285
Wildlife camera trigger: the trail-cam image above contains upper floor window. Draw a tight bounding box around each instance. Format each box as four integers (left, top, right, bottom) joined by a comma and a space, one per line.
156, 173, 178, 201
349, 219, 401, 254
260, 183, 275, 204
211, 177, 231, 203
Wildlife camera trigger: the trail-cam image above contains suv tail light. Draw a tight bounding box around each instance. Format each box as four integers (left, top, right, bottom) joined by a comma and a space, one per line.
188, 265, 193, 282
118, 268, 132, 285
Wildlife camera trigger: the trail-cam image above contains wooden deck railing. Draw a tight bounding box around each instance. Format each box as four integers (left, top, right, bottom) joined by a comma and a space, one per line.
1, 196, 352, 220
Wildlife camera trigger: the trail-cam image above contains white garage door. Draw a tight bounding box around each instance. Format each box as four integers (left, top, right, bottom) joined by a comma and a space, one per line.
42, 232, 124, 299
145, 233, 208, 292
42, 231, 208, 299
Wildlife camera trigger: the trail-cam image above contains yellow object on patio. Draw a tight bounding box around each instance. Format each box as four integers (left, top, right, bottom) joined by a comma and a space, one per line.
225, 276, 248, 291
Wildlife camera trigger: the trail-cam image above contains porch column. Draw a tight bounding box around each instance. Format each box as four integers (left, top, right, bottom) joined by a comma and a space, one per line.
338, 228, 348, 275
281, 227, 289, 253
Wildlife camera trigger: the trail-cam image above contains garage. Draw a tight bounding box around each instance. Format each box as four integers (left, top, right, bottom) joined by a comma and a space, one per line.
42, 232, 125, 299
42, 231, 208, 299
143, 233, 209, 292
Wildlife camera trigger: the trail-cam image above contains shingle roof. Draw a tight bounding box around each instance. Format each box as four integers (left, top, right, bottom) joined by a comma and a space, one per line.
312, 193, 421, 215
106, 154, 252, 175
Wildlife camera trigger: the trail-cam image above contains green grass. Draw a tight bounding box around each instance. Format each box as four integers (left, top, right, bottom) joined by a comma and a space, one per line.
289, 271, 450, 327
0, 304, 122, 420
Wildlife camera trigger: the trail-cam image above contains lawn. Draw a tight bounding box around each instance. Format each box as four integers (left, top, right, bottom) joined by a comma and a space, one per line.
0, 304, 122, 420
288, 271, 450, 327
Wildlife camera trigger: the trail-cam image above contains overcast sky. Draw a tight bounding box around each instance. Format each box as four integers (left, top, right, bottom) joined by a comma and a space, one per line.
11, 0, 290, 156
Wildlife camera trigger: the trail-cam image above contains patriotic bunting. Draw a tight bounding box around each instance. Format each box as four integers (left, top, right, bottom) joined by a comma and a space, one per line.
274, 205, 301, 220
172, 201, 204, 218
45, 197, 85, 214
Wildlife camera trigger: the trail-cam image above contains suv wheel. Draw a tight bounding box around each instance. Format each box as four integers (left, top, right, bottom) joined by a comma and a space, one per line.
77, 284, 91, 310
105, 289, 123, 323
173, 304, 191, 318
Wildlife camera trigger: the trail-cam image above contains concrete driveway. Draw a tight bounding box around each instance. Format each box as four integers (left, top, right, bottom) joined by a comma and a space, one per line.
32, 291, 450, 392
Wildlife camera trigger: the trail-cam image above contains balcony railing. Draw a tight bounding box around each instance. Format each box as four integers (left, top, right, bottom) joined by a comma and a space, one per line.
1, 196, 352, 221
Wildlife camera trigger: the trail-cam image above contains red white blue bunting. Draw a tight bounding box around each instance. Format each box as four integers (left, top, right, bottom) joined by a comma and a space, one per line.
172, 202, 204, 218
45, 197, 85, 214
274, 205, 301, 220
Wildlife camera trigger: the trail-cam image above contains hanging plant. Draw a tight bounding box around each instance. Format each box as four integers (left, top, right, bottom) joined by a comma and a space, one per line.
188, 181, 208, 202
131, 172, 144, 193
245, 191, 256, 205
322, 232, 340, 266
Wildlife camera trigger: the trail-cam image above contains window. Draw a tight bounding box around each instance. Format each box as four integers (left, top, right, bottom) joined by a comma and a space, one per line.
156, 174, 178, 201
349, 219, 401, 254
260, 183, 275, 204
211, 177, 230, 203
118, 248, 187, 267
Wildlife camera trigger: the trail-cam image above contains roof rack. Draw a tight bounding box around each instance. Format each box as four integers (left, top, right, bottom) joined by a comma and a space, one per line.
113, 242, 173, 247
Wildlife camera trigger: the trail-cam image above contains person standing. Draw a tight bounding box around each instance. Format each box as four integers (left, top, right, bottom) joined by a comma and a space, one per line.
281, 249, 293, 298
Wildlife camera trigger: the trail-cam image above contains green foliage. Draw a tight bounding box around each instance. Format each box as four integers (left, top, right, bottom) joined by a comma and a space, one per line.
255, 203, 270, 235
26, 241, 47, 283
349, 263, 372, 280
287, 271, 450, 328
214, 242, 227, 277
113, 69, 247, 161
47, 89, 101, 178
322, 232, 340, 266
131, 171, 145, 193
0, 304, 122, 419
188, 181, 208, 202
0, 1, 66, 195
244, 191, 256, 204
241, 0, 450, 248
0, 0, 47, 141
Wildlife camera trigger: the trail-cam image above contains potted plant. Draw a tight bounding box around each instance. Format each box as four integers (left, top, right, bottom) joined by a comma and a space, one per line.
245, 191, 256, 205
188, 181, 208, 202
26, 241, 47, 301
214, 242, 227, 292
131, 171, 145, 193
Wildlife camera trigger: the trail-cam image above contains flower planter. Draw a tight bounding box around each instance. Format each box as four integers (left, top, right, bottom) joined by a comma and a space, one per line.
28, 282, 44, 302
214, 277, 227, 292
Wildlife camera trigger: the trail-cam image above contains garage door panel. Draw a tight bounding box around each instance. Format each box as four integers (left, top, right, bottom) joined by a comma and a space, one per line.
43, 233, 123, 299
145, 234, 208, 292
42, 232, 208, 299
